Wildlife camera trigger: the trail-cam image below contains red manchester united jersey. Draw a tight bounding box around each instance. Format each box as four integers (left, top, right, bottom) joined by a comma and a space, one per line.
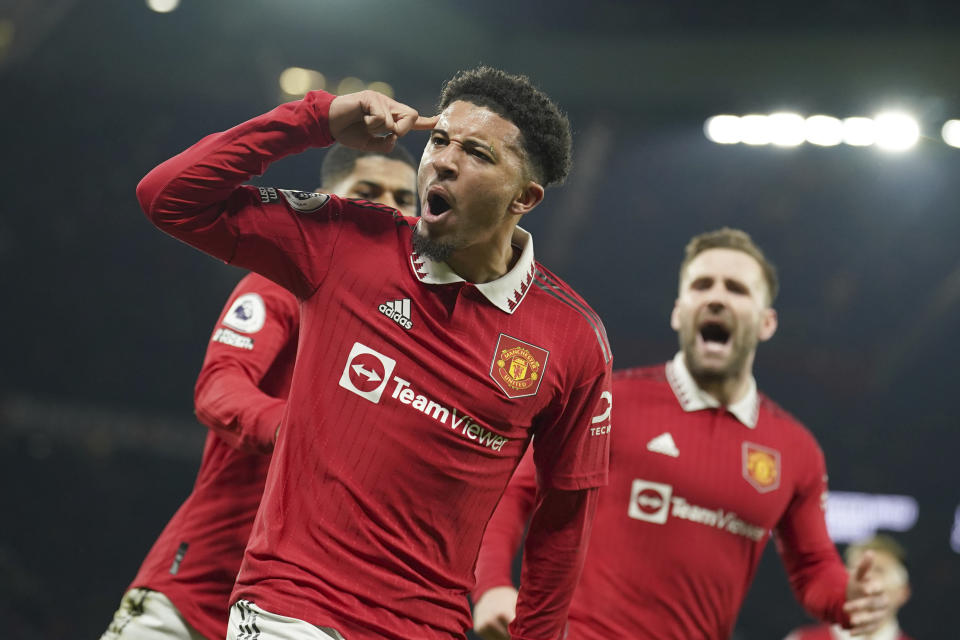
136, 91, 613, 639
130, 272, 298, 640
476, 355, 849, 640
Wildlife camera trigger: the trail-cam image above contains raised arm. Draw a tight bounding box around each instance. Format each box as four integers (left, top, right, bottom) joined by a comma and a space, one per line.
135, 90, 435, 297
194, 274, 299, 454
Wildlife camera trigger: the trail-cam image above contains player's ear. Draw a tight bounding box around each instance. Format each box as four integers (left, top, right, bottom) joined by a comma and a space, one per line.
670, 301, 681, 331
758, 307, 778, 342
508, 180, 544, 217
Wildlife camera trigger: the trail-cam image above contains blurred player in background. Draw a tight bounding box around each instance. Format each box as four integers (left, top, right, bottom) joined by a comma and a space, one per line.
472, 228, 892, 639
100, 144, 417, 640
136, 67, 613, 640
785, 534, 913, 640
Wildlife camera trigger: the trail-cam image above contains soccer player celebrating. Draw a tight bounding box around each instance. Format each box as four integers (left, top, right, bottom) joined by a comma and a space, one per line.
100, 144, 418, 640
472, 228, 892, 640
785, 534, 914, 640
136, 67, 612, 640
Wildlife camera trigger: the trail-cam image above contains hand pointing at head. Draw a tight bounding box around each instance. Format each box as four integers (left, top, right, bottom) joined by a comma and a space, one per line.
329, 90, 438, 153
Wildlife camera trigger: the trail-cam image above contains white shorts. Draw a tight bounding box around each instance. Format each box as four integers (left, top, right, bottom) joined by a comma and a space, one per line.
100, 588, 206, 640
227, 600, 346, 640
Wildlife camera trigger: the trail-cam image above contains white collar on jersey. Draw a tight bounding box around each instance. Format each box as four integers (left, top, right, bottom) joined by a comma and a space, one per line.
408, 223, 537, 315
665, 351, 760, 428
828, 620, 902, 640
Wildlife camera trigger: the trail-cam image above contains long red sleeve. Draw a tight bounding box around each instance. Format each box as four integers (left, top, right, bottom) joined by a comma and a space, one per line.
507, 365, 611, 639
136, 90, 338, 298
193, 273, 300, 454
473, 447, 537, 600
775, 445, 850, 626
510, 484, 599, 640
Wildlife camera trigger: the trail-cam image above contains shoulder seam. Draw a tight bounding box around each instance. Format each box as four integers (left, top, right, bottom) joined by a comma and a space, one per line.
344, 198, 414, 227
533, 270, 611, 363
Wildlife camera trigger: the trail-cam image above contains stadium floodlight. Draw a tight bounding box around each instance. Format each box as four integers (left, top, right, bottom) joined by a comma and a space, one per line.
768, 112, 805, 147
367, 81, 395, 98
704, 115, 742, 144
279, 68, 312, 96
804, 115, 843, 147
842, 117, 876, 147
337, 77, 366, 95
739, 114, 771, 146
279, 68, 325, 97
874, 112, 920, 151
146, 0, 180, 13
942, 120, 960, 148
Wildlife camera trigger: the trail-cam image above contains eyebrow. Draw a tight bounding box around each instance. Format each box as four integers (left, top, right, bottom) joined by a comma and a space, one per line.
463, 139, 496, 157
433, 128, 499, 159
690, 275, 752, 291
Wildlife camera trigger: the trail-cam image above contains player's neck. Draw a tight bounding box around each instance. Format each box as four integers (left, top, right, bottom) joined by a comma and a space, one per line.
447, 228, 520, 284
695, 374, 749, 406
691, 352, 755, 407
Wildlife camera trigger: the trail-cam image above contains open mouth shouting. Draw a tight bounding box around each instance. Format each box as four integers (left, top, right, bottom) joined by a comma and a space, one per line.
696, 319, 733, 359
422, 186, 453, 223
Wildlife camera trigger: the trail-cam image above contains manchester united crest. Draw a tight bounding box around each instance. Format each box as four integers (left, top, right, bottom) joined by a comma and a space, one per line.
490, 334, 549, 398
742, 442, 781, 493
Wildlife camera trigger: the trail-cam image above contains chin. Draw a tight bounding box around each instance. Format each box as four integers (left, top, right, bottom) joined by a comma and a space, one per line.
688, 353, 734, 378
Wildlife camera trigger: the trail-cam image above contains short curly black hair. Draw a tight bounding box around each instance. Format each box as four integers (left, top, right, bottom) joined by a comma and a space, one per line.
439, 66, 572, 187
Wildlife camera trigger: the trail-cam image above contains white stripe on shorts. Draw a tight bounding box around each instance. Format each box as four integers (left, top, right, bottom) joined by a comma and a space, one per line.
100, 588, 205, 640
227, 601, 346, 640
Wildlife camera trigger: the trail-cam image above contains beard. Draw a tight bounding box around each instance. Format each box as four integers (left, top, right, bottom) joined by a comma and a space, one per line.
412, 228, 461, 263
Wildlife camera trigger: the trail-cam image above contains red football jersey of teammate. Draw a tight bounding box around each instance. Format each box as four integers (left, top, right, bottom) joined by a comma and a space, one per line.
475, 355, 850, 640
136, 91, 613, 639
129, 272, 298, 640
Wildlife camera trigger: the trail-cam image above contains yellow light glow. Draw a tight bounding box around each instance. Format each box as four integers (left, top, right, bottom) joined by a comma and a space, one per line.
804, 115, 843, 147
704, 115, 742, 144
146, 0, 180, 13
337, 76, 366, 95
367, 81, 394, 98
0, 20, 14, 50
279, 67, 325, 96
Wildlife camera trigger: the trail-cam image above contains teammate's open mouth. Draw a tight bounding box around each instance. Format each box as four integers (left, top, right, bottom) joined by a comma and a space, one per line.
427, 193, 452, 215
699, 322, 731, 345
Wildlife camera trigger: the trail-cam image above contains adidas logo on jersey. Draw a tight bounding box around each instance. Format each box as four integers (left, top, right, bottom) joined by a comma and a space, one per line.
378, 298, 413, 330
646, 432, 679, 458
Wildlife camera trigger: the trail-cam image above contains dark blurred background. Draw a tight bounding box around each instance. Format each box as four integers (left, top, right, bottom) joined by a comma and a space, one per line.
1, 0, 957, 637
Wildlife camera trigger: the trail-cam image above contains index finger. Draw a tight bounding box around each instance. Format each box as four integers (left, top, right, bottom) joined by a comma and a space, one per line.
413, 114, 439, 130
392, 111, 439, 138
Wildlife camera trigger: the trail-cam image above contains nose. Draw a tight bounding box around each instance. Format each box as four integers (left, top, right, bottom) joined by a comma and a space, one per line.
706, 301, 725, 314
377, 193, 398, 210
431, 144, 459, 180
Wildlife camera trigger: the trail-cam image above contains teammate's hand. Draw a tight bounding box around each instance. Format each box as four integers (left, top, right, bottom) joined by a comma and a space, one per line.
843, 551, 891, 636
472, 586, 518, 640
328, 90, 437, 152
